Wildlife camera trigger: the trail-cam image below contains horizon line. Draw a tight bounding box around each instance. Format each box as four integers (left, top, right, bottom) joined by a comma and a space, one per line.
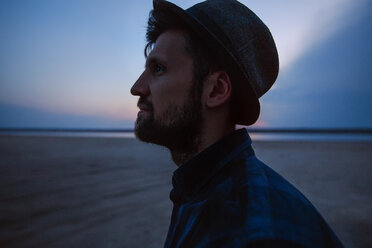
1, 127, 372, 134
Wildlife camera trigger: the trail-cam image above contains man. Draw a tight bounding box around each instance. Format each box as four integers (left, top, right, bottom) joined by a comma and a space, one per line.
131, 0, 344, 247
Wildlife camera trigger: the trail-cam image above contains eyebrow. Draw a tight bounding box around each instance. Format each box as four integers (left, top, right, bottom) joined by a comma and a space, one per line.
145, 56, 166, 69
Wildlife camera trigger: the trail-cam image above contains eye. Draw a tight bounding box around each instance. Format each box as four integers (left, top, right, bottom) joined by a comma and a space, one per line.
154, 64, 165, 74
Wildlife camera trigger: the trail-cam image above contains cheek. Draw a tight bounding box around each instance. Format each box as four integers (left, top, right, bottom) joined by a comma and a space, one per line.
149, 85, 168, 118
149, 82, 176, 98
150, 72, 194, 115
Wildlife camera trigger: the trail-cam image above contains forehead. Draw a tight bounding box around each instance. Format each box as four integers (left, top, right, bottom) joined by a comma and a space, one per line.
147, 29, 189, 62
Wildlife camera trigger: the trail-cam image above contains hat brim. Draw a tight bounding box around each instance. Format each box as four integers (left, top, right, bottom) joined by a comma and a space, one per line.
153, 0, 260, 125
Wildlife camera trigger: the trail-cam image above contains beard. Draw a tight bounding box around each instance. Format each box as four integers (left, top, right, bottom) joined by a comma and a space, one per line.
134, 93, 202, 155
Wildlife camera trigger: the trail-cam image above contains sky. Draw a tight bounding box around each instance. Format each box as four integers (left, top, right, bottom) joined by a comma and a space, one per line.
0, 0, 371, 129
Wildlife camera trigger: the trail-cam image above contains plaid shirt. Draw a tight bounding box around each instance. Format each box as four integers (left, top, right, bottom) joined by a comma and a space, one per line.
164, 129, 343, 248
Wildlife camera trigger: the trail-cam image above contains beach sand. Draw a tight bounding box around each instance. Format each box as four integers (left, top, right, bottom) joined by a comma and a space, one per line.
0, 136, 371, 247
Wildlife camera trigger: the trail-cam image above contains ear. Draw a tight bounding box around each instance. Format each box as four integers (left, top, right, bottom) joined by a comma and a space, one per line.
203, 71, 232, 108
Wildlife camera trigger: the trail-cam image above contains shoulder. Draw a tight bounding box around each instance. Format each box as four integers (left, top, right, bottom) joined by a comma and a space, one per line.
200, 155, 342, 247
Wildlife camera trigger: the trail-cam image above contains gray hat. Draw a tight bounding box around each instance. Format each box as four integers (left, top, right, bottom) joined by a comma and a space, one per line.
153, 0, 279, 125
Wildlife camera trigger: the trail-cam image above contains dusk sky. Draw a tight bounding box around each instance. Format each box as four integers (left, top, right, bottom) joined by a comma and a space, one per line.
0, 0, 371, 129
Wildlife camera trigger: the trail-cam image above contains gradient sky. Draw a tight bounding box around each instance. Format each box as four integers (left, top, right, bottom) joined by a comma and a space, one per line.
0, 0, 371, 128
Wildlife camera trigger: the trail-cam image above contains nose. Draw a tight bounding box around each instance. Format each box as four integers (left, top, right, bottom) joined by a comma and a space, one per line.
131, 71, 150, 96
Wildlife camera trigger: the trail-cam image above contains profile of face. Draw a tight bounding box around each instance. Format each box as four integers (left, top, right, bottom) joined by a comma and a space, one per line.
130, 30, 202, 153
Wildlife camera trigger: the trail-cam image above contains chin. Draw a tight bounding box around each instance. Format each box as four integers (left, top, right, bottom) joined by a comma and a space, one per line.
135, 96, 202, 154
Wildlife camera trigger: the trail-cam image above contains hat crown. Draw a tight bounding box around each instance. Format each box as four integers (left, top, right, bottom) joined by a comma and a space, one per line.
187, 0, 279, 97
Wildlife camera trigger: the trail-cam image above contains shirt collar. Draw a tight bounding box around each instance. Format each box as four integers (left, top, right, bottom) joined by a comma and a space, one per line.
170, 128, 254, 204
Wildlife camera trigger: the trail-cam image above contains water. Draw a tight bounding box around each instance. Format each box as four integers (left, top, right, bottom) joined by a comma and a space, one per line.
249, 133, 372, 142
1, 130, 372, 141
0, 130, 136, 138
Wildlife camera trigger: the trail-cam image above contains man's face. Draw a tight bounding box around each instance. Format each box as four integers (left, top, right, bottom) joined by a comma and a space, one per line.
130, 30, 202, 153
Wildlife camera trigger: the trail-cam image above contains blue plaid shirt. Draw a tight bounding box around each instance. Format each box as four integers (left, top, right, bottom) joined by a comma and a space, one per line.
164, 129, 343, 248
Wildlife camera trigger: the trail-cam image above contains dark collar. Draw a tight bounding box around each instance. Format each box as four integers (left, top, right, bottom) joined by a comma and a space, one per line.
170, 128, 254, 204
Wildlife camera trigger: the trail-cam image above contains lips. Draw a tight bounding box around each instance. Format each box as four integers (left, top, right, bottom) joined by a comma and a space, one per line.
137, 97, 153, 118
137, 97, 153, 112
138, 104, 153, 112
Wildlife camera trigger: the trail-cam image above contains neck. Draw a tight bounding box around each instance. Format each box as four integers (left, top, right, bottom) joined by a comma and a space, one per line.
170, 150, 199, 166
170, 120, 235, 167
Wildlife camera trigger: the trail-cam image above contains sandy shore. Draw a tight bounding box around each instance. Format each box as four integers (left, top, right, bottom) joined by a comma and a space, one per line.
0, 136, 371, 247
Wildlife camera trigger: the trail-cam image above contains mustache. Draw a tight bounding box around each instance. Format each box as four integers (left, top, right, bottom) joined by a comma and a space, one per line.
137, 97, 154, 111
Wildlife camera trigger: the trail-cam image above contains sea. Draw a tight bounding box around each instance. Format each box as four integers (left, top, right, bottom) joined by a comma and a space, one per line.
1, 129, 372, 142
